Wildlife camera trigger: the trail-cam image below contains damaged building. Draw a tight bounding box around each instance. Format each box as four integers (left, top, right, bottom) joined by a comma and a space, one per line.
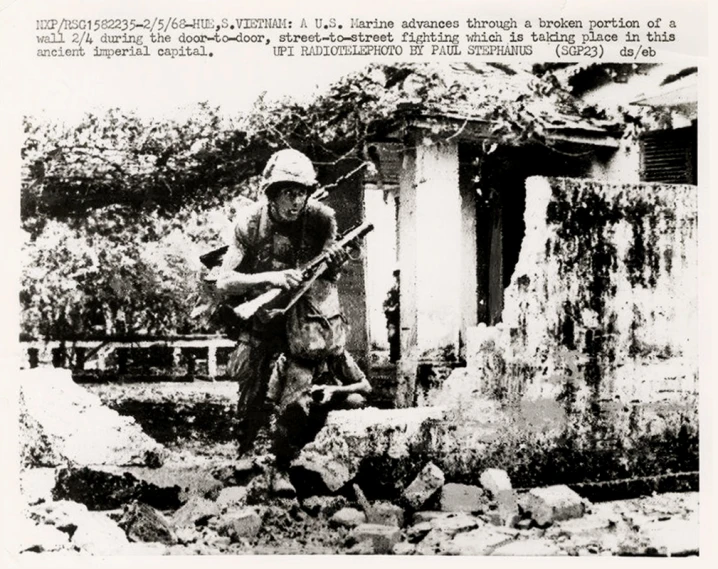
359, 62, 698, 409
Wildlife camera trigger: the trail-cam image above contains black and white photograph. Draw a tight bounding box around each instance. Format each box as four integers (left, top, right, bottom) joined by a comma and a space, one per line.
1, 0, 708, 560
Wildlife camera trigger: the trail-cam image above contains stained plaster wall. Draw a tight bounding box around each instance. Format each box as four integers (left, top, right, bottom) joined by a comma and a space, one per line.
462, 175, 697, 403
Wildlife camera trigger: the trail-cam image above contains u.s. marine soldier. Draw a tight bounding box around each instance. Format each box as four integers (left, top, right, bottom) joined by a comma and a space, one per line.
214, 149, 370, 467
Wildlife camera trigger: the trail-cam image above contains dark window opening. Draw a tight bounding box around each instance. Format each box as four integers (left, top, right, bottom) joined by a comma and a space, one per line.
640, 124, 697, 185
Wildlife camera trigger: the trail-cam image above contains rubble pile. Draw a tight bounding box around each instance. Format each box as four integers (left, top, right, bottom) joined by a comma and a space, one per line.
19, 453, 699, 556
17, 370, 699, 556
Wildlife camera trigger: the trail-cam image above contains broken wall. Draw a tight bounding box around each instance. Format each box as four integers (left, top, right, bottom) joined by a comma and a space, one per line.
463, 175, 698, 402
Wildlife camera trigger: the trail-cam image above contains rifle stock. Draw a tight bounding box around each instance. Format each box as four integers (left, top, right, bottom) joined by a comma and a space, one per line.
233, 287, 284, 321
196, 221, 374, 327
231, 221, 374, 322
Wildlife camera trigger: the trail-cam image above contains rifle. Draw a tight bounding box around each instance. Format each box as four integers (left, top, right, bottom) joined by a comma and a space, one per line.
199, 221, 374, 327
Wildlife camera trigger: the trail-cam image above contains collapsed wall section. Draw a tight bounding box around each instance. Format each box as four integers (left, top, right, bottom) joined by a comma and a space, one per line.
20, 368, 167, 468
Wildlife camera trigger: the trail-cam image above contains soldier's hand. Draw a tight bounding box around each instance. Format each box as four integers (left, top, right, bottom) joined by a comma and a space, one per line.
325, 244, 349, 270
270, 269, 303, 290
310, 385, 335, 406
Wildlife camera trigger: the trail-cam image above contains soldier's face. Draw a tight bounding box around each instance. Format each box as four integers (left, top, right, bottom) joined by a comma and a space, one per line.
272, 184, 310, 222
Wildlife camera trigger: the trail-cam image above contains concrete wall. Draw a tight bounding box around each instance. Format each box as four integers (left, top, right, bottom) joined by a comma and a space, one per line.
461, 176, 697, 403
363, 185, 397, 350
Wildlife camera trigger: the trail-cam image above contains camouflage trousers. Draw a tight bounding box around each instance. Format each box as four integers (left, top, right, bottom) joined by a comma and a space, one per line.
227, 332, 284, 455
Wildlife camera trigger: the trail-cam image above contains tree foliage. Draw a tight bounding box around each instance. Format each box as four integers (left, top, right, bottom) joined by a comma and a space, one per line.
21, 62, 633, 340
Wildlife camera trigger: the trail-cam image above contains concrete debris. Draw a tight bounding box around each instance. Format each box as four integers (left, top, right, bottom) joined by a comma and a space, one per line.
428, 512, 480, 536
175, 526, 201, 544
301, 495, 348, 517
549, 512, 616, 536
20, 468, 56, 506
20, 369, 166, 467
19, 400, 65, 468
292, 406, 445, 493
439, 483, 487, 513
329, 507, 367, 529
480, 468, 513, 498
271, 470, 297, 498
172, 496, 220, 529
402, 462, 445, 509
491, 490, 520, 528
406, 521, 433, 543
18, 517, 71, 553
412, 510, 449, 524
291, 455, 352, 494
118, 501, 178, 545
27, 499, 89, 535
515, 519, 533, 530
392, 541, 417, 555
414, 528, 454, 555
71, 511, 131, 555
346, 539, 375, 555
411, 514, 482, 555
491, 538, 565, 556
368, 501, 405, 527
218, 508, 263, 540
524, 485, 587, 527
53, 466, 182, 511
447, 527, 516, 555
14, 365, 700, 555
215, 486, 248, 511
349, 523, 401, 554
640, 518, 699, 556
98, 463, 225, 503
353, 483, 405, 526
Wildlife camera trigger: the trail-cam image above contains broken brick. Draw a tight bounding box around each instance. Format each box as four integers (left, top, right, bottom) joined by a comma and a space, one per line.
349, 524, 401, 554
215, 486, 248, 510
301, 495, 348, 517
368, 502, 404, 527
525, 485, 587, 527
479, 468, 512, 498
172, 496, 219, 529
218, 508, 263, 540
439, 483, 487, 513
330, 507, 367, 528
118, 501, 178, 545
402, 462, 445, 509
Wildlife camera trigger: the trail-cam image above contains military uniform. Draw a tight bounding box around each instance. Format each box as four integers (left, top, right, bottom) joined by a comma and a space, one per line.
224, 198, 366, 455
222, 199, 337, 452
